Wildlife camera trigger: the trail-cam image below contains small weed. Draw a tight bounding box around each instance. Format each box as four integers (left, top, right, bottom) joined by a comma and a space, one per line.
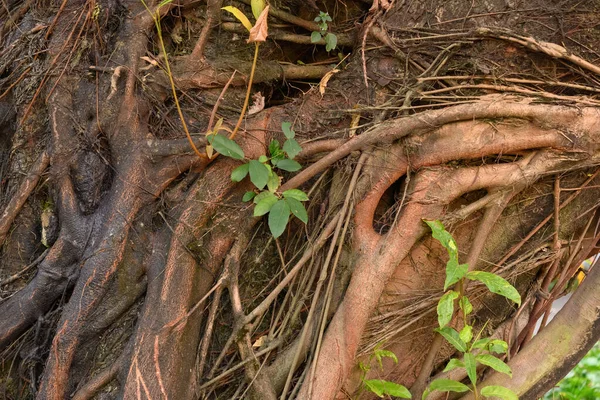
311, 11, 337, 52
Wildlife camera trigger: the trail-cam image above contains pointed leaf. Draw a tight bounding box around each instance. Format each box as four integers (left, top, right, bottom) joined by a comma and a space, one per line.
489, 340, 509, 354
281, 121, 295, 139
460, 296, 473, 316
285, 197, 308, 224
435, 327, 467, 352
248, 6, 269, 43
476, 355, 512, 377
464, 352, 477, 386
460, 325, 473, 344
222, 6, 253, 32
422, 379, 470, 400
325, 32, 337, 51
445, 263, 468, 291
250, 0, 265, 20
269, 139, 281, 154
472, 338, 492, 350
231, 163, 249, 182
249, 160, 270, 190
253, 190, 276, 204
210, 134, 245, 160
242, 191, 256, 202
283, 138, 302, 159
363, 380, 411, 398
282, 189, 309, 201
268, 200, 290, 238
443, 358, 465, 373
254, 192, 278, 216
276, 159, 302, 172
267, 170, 281, 192
374, 349, 398, 365
311, 31, 322, 43
466, 271, 521, 306
480, 385, 518, 400
437, 290, 459, 328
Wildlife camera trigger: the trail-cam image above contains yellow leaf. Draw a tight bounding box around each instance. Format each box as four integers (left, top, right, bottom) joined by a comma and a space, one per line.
319, 68, 340, 95
205, 144, 214, 159
251, 0, 265, 20
248, 6, 269, 43
222, 6, 253, 32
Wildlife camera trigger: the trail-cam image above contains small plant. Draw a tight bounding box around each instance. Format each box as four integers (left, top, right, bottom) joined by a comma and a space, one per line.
311, 11, 337, 52
207, 121, 308, 238
358, 344, 411, 398
422, 220, 521, 400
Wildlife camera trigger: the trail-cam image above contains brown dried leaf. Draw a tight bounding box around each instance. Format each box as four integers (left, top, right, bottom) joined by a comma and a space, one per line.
319, 68, 340, 95
248, 92, 265, 115
248, 6, 269, 43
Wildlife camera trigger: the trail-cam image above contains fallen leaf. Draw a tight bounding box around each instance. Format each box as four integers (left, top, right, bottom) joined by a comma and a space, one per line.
252, 335, 265, 348
248, 6, 269, 43
319, 68, 340, 95
248, 92, 265, 115
349, 104, 361, 137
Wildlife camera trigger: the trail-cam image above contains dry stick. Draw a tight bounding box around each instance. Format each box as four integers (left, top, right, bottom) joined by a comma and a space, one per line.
196, 283, 224, 378
207, 71, 237, 133
229, 43, 260, 141
190, 0, 221, 61
0, 249, 49, 287
0, 151, 49, 247
71, 352, 127, 400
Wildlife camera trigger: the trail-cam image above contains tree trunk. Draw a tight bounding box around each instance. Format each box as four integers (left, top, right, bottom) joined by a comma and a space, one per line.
1, 0, 599, 399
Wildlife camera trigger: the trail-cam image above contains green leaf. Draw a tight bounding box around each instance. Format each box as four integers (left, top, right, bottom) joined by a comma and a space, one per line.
476, 355, 512, 377
249, 160, 270, 190
242, 191, 256, 202
285, 197, 308, 224
254, 192, 278, 216
269, 139, 281, 155
253, 190, 275, 204
282, 189, 309, 201
283, 138, 302, 159
445, 263, 468, 291
435, 327, 467, 352
480, 385, 518, 400
231, 163, 249, 182
424, 220, 458, 257
460, 325, 473, 344
422, 379, 470, 400
472, 338, 492, 350
268, 200, 290, 238
488, 340, 509, 354
258, 155, 268, 163
363, 380, 411, 398
443, 358, 465, 373
281, 122, 295, 139
374, 349, 398, 370
250, 0, 265, 20
209, 134, 245, 160
311, 31, 322, 43
267, 170, 281, 192
464, 352, 477, 386
466, 271, 521, 306
325, 32, 337, 52
437, 290, 459, 328
222, 6, 253, 32
460, 296, 473, 316
276, 159, 302, 172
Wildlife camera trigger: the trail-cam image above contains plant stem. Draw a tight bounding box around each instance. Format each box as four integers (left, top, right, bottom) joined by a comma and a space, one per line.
230, 43, 260, 140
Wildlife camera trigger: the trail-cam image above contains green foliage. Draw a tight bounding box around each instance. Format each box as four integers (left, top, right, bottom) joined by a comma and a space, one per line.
359, 344, 411, 398
311, 11, 337, 52
544, 342, 600, 400
422, 220, 520, 400
219, 122, 309, 238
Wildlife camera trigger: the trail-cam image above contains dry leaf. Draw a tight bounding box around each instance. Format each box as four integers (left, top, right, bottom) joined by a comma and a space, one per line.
349, 105, 361, 137
248, 92, 265, 115
140, 56, 159, 67
319, 68, 340, 95
248, 6, 269, 43
252, 335, 265, 348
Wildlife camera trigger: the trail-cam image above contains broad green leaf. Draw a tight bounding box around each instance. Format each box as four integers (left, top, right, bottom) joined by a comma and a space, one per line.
488, 339, 509, 354
267, 170, 281, 192
480, 385, 518, 400
242, 191, 256, 202
231, 163, 249, 182
464, 352, 477, 386
285, 197, 308, 224
374, 349, 398, 369
445, 262, 468, 291
276, 159, 302, 172
283, 138, 302, 159
209, 134, 245, 160
460, 296, 473, 316
363, 380, 411, 398
282, 189, 309, 201
269, 139, 281, 155
435, 327, 467, 352
424, 220, 458, 257
222, 6, 253, 32
422, 379, 470, 400
443, 358, 465, 373
249, 160, 270, 190
460, 325, 473, 344
325, 32, 337, 51
311, 31, 322, 43
476, 354, 512, 377
258, 155, 268, 163
268, 200, 290, 238
250, 0, 265, 20
254, 193, 278, 216
437, 290, 459, 328
466, 271, 521, 306
253, 190, 275, 204
472, 338, 492, 350
281, 121, 295, 139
